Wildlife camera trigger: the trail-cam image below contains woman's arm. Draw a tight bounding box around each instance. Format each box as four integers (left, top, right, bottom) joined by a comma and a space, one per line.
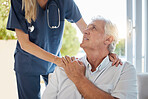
76, 18, 87, 33
15, 29, 63, 66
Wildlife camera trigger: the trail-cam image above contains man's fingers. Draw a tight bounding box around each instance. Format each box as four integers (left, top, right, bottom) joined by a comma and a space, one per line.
78, 60, 84, 66
65, 55, 71, 63
71, 56, 76, 61
62, 57, 67, 65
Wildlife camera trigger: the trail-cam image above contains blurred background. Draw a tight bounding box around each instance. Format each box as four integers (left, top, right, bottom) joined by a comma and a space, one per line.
0, 0, 148, 98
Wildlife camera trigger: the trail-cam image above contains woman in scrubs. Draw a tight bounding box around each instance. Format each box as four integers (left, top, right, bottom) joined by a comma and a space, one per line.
7, 0, 121, 99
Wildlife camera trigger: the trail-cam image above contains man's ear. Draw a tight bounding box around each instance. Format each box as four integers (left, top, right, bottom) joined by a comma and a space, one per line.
104, 36, 114, 45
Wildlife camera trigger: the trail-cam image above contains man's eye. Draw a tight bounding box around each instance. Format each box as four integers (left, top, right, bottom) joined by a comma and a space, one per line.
92, 26, 96, 30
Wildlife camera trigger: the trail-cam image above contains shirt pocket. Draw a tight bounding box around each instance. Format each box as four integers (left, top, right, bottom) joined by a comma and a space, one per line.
96, 84, 114, 94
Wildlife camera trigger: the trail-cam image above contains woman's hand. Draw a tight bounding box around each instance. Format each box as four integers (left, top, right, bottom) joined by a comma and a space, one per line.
53, 56, 65, 67
109, 53, 123, 67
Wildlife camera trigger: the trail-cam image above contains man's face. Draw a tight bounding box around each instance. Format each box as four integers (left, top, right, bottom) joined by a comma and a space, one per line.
80, 20, 107, 50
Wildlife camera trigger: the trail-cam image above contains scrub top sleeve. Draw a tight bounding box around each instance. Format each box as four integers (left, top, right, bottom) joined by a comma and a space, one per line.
7, 0, 28, 34
65, 0, 82, 23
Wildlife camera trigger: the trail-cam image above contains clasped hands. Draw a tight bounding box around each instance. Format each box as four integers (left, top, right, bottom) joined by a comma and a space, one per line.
54, 56, 85, 83
54, 53, 122, 83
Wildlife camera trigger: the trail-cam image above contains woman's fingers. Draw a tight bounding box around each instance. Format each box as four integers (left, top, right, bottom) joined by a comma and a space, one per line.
115, 59, 120, 67
112, 58, 118, 66
119, 59, 123, 65
109, 55, 114, 62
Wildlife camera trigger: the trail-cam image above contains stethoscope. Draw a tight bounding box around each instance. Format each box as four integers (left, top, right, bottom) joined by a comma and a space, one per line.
47, 0, 60, 29
28, 0, 60, 32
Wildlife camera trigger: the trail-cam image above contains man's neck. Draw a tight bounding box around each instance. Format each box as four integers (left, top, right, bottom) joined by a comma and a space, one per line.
84, 49, 109, 72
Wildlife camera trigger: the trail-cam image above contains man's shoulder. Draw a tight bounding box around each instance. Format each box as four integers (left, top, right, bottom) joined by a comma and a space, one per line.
108, 60, 136, 75
112, 60, 135, 70
120, 61, 137, 76
78, 55, 86, 62
55, 56, 86, 71
122, 61, 136, 70
55, 66, 64, 73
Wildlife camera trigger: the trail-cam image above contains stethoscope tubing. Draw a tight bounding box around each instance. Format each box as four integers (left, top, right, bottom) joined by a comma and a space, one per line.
28, 0, 60, 32
47, 3, 60, 29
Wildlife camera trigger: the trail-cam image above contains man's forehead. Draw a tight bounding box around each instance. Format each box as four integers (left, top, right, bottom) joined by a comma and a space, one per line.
89, 20, 105, 28
92, 20, 105, 24
89, 20, 105, 26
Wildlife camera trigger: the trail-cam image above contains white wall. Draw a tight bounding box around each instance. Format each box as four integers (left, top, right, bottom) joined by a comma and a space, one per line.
0, 40, 18, 99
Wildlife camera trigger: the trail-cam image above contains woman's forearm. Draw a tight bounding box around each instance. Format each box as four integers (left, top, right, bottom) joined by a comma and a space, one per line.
76, 18, 87, 33
22, 40, 58, 63
15, 28, 59, 65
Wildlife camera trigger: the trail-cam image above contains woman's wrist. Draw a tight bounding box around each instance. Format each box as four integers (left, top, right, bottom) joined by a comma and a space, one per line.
53, 56, 58, 64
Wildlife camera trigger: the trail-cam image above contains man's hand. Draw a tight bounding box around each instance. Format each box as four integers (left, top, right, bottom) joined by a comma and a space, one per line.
62, 56, 86, 83
109, 53, 123, 66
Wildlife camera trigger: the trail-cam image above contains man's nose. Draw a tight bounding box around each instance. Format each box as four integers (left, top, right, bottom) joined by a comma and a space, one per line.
83, 28, 90, 35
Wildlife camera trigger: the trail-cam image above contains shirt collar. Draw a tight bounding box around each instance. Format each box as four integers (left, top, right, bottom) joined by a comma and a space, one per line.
82, 55, 110, 72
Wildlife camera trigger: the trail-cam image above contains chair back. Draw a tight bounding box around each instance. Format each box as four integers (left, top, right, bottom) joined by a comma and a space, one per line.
137, 73, 148, 99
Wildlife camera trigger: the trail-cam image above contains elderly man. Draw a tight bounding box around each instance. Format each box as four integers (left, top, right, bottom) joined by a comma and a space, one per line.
42, 16, 137, 99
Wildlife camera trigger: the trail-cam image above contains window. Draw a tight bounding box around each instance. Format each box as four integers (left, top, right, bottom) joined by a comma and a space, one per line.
127, 0, 148, 73
74, 0, 126, 61
74, 0, 148, 73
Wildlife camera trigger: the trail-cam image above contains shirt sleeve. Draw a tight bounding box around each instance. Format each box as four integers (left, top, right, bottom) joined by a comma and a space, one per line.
42, 67, 59, 99
6, 0, 28, 34
111, 62, 138, 99
64, 0, 82, 23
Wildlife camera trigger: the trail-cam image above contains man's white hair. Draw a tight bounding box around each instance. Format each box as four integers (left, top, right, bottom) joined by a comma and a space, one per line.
92, 15, 118, 53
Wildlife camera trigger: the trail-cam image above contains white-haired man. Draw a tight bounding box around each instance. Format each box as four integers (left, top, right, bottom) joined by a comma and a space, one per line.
42, 16, 137, 99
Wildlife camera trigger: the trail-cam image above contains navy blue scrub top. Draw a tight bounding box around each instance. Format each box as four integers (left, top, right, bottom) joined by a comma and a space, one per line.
7, 0, 82, 75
